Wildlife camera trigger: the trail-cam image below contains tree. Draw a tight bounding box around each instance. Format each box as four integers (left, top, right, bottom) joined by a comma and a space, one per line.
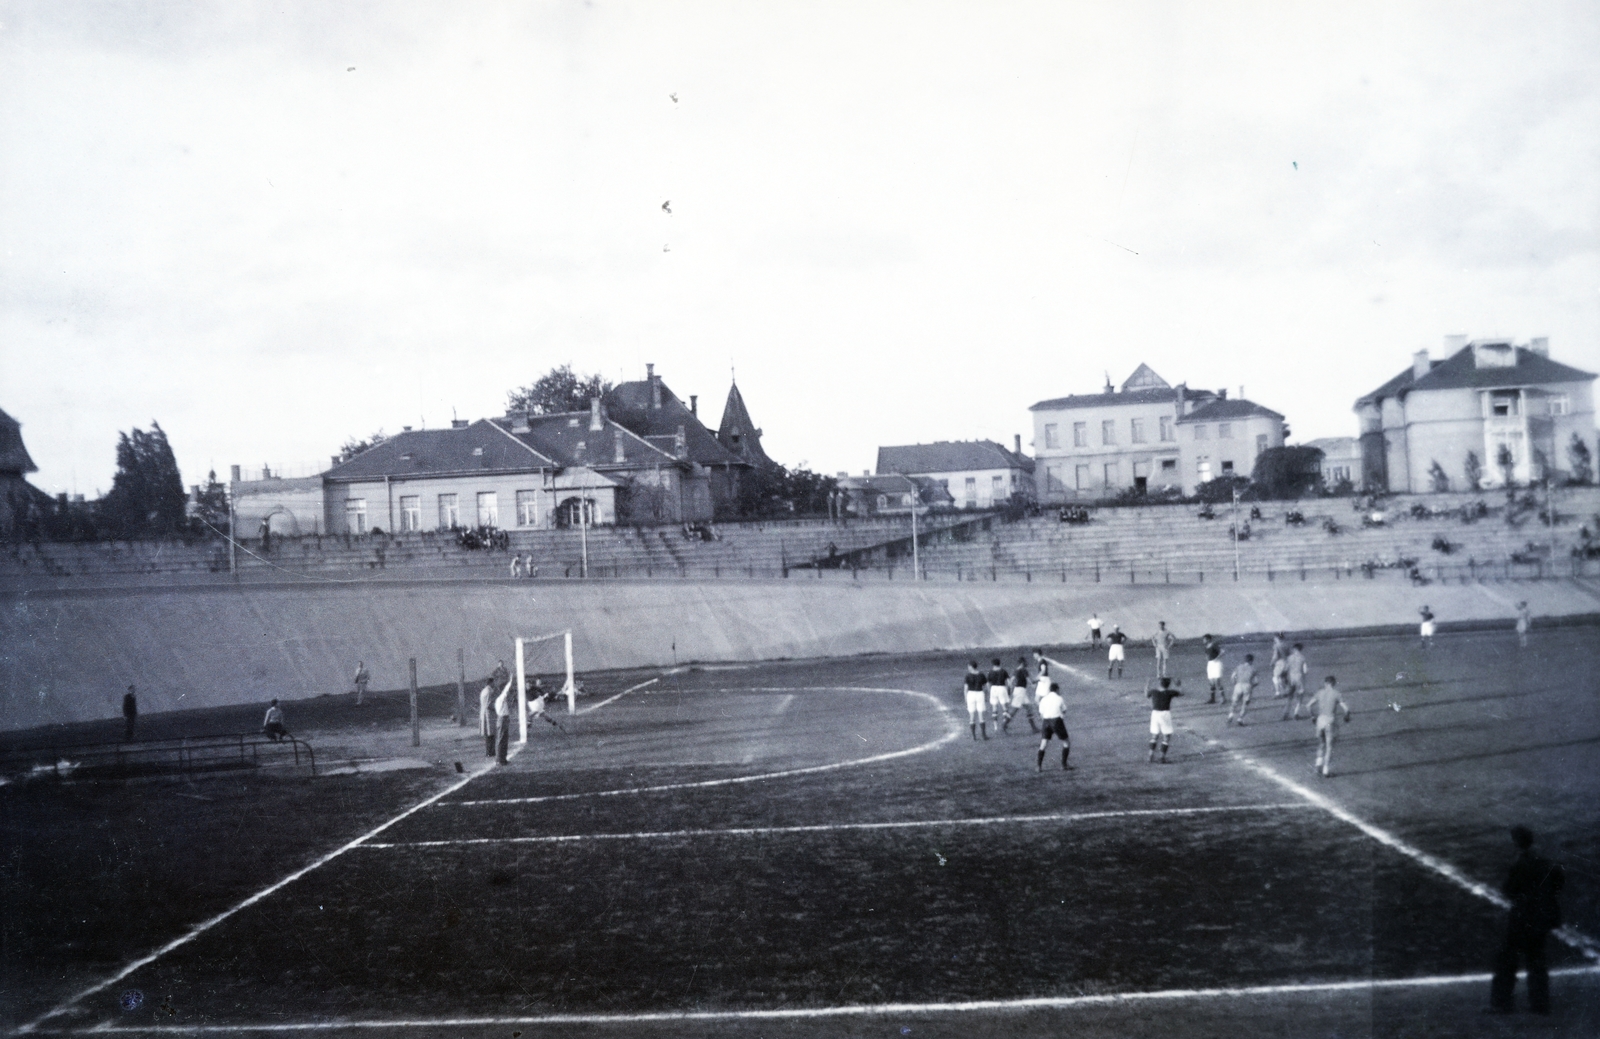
1250, 446, 1324, 499
734, 463, 839, 518
1568, 433, 1593, 485
507, 365, 614, 415
339, 429, 387, 459
192, 469, 230, 535
1427, 460, 1450, 493
1464, 450, 1483, 491
97, 422, 187, 539
1194, 474, 1253, 503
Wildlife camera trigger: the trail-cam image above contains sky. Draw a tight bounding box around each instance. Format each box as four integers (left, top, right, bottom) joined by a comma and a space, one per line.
3, 0, 1598, 496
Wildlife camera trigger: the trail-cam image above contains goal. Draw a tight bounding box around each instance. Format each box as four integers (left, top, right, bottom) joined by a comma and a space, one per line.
512, 630, 577, 743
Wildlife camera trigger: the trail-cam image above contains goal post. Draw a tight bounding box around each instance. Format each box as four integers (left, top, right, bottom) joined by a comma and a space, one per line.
513, 630, 577, 744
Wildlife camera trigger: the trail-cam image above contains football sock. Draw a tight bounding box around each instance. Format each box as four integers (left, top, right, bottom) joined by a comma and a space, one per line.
1036, 749, 1045, 768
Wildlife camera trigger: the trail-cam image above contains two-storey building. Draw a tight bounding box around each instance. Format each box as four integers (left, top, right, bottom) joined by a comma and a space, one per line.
874, 439, 1034, 509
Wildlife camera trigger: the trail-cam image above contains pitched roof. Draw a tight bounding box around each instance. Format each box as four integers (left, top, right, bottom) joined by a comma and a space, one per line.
876, 440, 1034, 475
1357, 344, 1597, 406
839, 473, 954, 505
323, 421, 553, 481
603, 376, 742, 468
0, 408, 39, 476
494, 412, 683, 471
1030, 385, 1218, 411
1177, 398, 1284, 423
1121, 363, 1171, 392
717, 382, 775, 468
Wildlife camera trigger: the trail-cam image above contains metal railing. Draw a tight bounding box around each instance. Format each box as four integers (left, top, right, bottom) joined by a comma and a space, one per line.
0, 732, 316, 781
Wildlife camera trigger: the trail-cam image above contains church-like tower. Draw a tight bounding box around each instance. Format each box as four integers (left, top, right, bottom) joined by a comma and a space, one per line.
717, 381, 775, 469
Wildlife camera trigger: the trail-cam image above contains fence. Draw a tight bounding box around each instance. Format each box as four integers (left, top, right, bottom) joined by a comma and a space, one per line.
0, 732, 317, 781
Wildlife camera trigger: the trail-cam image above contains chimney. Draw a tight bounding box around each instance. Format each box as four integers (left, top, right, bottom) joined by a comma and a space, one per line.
455, 418, 472, 430
690, 394, 698, 416
674, 425, 686, 459
511, 411, 530, 434
1013, 434, 1022, 455
230, 465, 241, 483
330, 456, 341, 467
1444, 333, 1469, 354
589, 397, 604, 431
1412, 349, 1431, 379
648, 363, 661, 409
614, 429, 626, 463
261, 466, 271, 479
1529, 336, 1550, 358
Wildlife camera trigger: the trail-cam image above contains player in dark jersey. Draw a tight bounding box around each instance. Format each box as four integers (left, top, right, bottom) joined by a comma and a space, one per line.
1106, 626, 1128, 679
1203, 634, 1224, 702
1004, 656, 1039, 732
962, 662, 989, 740
986, 659, 1011, 730
1146, 676, 1182, 763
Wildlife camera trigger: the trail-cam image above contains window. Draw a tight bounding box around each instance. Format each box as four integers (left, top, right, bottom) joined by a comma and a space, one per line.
516, 490, 538, 527
1103, 462, 1120, 487
345, 498, 367, 534
1130, 418, 1146, 444
1256, 434, 1268, 453
1548, 395, 1569, 416
1159, 416, 1174, 442
399, 495, 421, 532
1490, 390, 1519, 417
1073, 422, 1087, 448
1045, 464, 1062, 493
1101, 420, 1116, 446
1194, 424, 1209, 440
1075, 465, 1091, 490
964, 477, 977, 504
1160, 458, 1177, 471
991, 475, 1005, 500
476, 491, 498, 527
437, 493, 459, 529
1044, 424, 1060, 449
1218, 422, 1232, 439
1327, 465, 1351, 482
1221, 461, 1235, 473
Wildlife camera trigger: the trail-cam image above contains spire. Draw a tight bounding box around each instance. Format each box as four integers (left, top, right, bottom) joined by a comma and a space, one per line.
717, 380, 774, 468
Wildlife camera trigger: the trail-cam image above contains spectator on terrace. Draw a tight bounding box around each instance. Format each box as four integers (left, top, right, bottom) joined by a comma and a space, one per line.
122, 686, 138, 741
509, 554, 524, 578
262, 699, 290, 742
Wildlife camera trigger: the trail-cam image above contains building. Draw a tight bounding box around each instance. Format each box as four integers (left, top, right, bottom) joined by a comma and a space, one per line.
716, 380, 775, 469
320, 400, 707, 534
1354, 336, 1597, 493
230, 467, 327, 536
1303, 437, 1361, 490
0, 407, 50, 538
603, 365, 751, 517
1030, 364, 1287, 499
838, 473, 955, 517
875, 439, 1034, 509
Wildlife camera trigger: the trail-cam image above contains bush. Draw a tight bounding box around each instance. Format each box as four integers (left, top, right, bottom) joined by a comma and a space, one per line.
1193, 475, 1254, 504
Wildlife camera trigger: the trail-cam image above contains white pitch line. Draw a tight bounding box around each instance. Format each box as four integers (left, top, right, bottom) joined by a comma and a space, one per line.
577, 674, 661, 715
14, 750, 526, 1036
773, 693, 795, 714
29, 966, 1600, 1034
363, 803, 1314, 849
453, 686, 960, 807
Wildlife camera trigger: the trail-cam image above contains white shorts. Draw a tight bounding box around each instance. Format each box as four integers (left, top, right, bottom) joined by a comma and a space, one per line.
1109, 644, 1125, 661
1206, 660, 1223, 681
1149, 710, 1173, 735
1010, 687, 1032, 708
1420, 621, 1436, 637
1232, 684, 1252, 703
1036, 677, 1052, 701
964, 690, 985, 712
1315, 716, 1336, 735
989, 687, 1009, 707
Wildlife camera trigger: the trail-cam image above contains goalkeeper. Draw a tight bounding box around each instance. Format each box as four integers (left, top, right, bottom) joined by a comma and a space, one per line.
524, 679, 564, 732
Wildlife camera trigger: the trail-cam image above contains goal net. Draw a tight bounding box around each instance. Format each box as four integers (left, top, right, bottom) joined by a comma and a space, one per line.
512, 630, 577, 743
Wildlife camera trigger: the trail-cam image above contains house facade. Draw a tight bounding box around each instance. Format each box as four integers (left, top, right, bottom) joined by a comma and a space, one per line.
603, 365, 751, 517
1177, 398, 1287, 490
1354, 336, 1597, 493
1303, 437, 1361, 490
875, 439, 1034, 510
838, 473, 955, 517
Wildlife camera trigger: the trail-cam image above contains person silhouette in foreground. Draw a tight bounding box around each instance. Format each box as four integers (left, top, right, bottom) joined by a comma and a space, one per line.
1489, 825, 1564, 1015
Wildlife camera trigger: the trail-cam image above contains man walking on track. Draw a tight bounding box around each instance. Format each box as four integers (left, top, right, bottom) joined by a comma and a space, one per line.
1036, 681, 1072, 772
1146, 676, 1182, 763
1106, 625, 1127, 679
479, 681, 497, 757
494, 681, 514, 764
1281, 643, 1310, 720
1227, 654, 1258, 726
962, 662, 989, 740
1152, 621, 1176, 679
1419, 605, 1436, 647
1203, 635, 1224, 703
986, 658, 1010, 731
1489, 826, 1564, 1015
353, 661, 370, 705
1004, 656, 1039, 733
1308, 675, 1351, 776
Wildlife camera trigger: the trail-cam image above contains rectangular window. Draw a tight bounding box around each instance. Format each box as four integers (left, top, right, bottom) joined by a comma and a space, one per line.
1194, 424, 1209, 440
476, 491, 498, 527
516, 490, 538, 527
344, 498, 367, 534
1160, 458, 1177, 471
964, 477, 977, 503
1256, 434, 1268, 453
1159, 416, 1174, 442
991, 475, 1005, 500
399, 495, 420, 532
1073, 422, 1087, 448
1221, 460, 1235, 473
1218, 422, 1232, 439
1103, 462, 1120, 487
1548, 395, 1569, 416
1130, 418, 1146, 444
1075, 465, 1091, 490
1045, 464, 1062, 493
1490, 390, 1519, 417
1101, 420, 1116, 446
437, 493, 459, 529
1044, 423, 1060, 449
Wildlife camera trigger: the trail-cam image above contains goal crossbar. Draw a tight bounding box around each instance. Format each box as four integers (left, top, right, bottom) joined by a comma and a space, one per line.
513, 631, 576, 744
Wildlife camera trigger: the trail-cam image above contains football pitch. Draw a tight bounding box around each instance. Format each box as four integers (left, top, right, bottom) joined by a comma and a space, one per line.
11, 623, 1600, 1038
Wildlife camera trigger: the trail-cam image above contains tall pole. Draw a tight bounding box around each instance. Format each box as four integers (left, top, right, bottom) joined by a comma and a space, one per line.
564, 630, 576, 715
1231, 488, 1241, 580
228, 492, 237, 575
911, 486, 921, 580
456, 647, 466, 728
515, 637, 528, 743
579, 496, 589, 578
408, 657, 420, 748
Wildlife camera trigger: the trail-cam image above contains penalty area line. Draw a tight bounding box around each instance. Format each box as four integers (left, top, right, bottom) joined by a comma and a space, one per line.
362, 802, 1315, 849
577, 674, 663, 715
28, 967, 1600, 1034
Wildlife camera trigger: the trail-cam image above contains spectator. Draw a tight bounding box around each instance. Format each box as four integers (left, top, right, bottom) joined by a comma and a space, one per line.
122, 686, 138, 741
1489, 826, 1565, 1014
262, 699, 290, 742
509, 554, 524, 579
353, 661, 370, 705
479, 682, 496, 758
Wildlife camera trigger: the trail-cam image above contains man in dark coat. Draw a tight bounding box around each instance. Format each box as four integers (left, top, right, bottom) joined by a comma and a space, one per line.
1489, 825, 1565, 1014
122, 686, 138, 741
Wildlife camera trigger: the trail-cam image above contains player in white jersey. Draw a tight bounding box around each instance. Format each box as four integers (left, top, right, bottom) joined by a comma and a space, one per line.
1087, 613, 1103, 649
1419, 605, 1436, 647
1004, 656, 1039, 733
1308, 675, 1352, 777
1035, 682, 1073, 771
962, 662, 990, 740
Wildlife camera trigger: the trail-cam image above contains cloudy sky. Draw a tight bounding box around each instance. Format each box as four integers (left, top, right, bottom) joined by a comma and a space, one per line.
3, 1, 1597, 496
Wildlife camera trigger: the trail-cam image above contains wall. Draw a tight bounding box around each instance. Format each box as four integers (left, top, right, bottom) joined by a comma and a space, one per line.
230, 476, 326, 536
5, 575, 1596, 731
1178, 413, 1283, 492
1034, 402, 1182, 501
330, 468, 619, 534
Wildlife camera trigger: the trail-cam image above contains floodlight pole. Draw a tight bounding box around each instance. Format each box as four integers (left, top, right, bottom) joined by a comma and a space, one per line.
228, 492, 237, 575
1231, 487, 1241, 580
579, 497, 589, 578
911, 491, 921, 580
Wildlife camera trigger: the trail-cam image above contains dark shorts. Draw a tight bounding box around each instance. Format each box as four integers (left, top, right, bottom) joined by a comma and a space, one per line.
1041, 717, 1069, 742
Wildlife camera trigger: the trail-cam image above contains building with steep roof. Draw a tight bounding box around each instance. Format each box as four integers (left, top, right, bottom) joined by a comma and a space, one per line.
1, 407, 50, 537
838, 473, 955, 517
875, 439, 1034, 509
1354, 335, 1597, 493
1031, 365, 1288, 499
603, 365, 750, 517
716, 381, 774, 469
